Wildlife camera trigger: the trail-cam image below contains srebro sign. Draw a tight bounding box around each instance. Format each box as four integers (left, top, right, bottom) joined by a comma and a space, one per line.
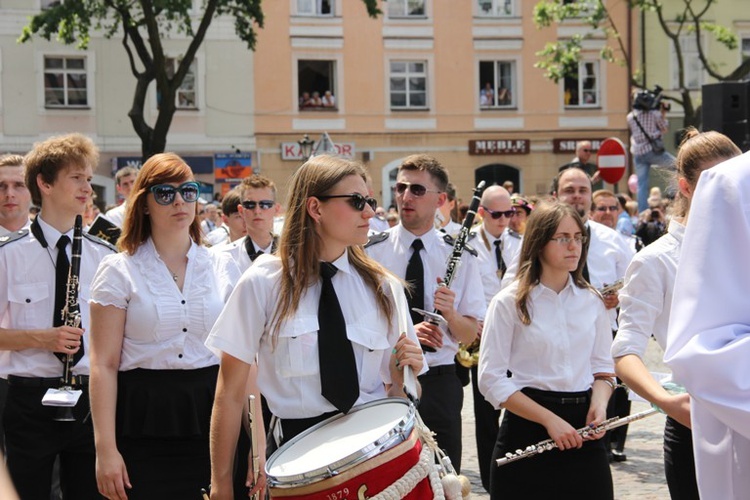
281, 142, 356, 160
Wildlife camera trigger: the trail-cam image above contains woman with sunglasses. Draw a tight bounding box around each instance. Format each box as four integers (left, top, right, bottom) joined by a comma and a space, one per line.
205, 155, 425, 500
478, 202, 615, 499
613, 129, 740, 500
88, 153, 240, 500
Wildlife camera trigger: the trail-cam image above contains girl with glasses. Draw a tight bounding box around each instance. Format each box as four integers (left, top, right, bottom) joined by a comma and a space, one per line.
614, 129, 741, 500
88, 153, 240, 499
206, 155, 425, 499
478, 202, 615, 499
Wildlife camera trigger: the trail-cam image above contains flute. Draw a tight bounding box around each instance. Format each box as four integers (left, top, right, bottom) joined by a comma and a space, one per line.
598, 278, 624, 296
496, 408, 659, 466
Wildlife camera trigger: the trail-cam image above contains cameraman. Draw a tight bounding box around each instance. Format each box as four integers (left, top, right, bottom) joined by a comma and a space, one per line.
626, 89, 676, 212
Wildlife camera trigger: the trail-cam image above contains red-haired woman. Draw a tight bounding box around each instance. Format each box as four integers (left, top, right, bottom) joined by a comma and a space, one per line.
89, 153, 239, 499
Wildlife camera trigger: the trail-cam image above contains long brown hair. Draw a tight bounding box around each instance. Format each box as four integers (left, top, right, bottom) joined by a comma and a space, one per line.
271, 155, 394, 337
118, 153, 202, 254
515, 202, 592, 325
673, 128, 741, 218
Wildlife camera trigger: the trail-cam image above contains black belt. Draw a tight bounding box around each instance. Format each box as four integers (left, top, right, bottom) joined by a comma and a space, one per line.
419, 364, 456, 378
7, 374, 89, 388
523, 387, 590, 405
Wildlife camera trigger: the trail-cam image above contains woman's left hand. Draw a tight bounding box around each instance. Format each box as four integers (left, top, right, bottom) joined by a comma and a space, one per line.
583, 404, 608, 441
390, 333, 424, 382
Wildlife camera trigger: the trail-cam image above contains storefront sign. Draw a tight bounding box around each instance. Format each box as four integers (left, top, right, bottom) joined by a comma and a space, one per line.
553, 138, 607, 154
468, 140, 530, 155
281, 142, 356, 160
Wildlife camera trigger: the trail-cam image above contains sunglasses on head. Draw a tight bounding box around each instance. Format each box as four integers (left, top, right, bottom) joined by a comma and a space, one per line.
482, 206, 515, 219
317, 193, 377, 211
241, 200, 275, 210
394, 182, 441, 197
149, 182, 200, 205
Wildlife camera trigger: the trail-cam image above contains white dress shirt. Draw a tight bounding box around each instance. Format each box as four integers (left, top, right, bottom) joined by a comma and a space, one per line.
612, 220, 684, 358
105, 203, 127, 228
0, 215, 115, 377
472, 226, 510, 305
478, 278, 614, 409
210, 235, 274, 274
665, 153, 750, 499
205, 224, 230, 247
0, 218, 31, 237
366, 224, 487, 366
90, 239, 239, 371
205, 252, 425, 419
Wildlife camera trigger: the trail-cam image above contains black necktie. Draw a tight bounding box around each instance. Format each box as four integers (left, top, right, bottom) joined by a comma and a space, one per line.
317, 262, 359, 414
405, 239, 425, 327
582, 225, 592, 283
244, 238, 263, 262
53, 235, 83, 365
494, 239, 507, 278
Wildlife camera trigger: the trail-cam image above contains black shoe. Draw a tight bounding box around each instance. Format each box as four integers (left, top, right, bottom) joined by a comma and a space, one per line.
611, 450, 627, 462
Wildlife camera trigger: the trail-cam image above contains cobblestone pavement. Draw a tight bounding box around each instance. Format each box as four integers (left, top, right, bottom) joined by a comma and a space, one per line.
460, 338, 671, 499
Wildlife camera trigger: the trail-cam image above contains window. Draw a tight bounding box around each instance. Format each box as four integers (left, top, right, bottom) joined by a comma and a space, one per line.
390, 61, 427, 109
297, 0, 333, 16
298, 60, 337, 111
479, 61, 516, 108
41, 0, 61, 9
161, 57, 198, 109
44, 56, 88, 108
477, 0, 512, 17
387, 0, 425, 18
743, 37, 750, 61
564, 61, 599, 107
672, 35, 703, 90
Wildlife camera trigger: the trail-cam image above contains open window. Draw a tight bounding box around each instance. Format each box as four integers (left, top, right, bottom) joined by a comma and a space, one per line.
298, 60, 337, 111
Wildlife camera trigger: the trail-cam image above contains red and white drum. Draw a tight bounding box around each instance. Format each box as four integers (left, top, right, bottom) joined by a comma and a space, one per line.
265, 398, 435, 499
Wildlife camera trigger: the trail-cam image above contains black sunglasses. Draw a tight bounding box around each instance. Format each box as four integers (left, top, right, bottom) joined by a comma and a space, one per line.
394, 182, 441, 197
317, 193, 377, 212
482, 206, 516, 219
241, 200, 275, 210
149, 182, 200, 206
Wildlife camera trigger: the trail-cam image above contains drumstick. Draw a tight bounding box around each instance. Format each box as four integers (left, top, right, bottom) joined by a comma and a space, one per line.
389, 278, 420, 404
248, 394, 261, 500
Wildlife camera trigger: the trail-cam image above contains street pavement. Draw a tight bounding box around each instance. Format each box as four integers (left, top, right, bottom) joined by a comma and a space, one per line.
460, 338, 671, 499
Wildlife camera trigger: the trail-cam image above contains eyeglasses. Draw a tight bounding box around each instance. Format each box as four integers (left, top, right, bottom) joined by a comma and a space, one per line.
549, 235, 588, 246
394, 182, 441, 197
317, 193, 377, 212
595, 205, 619, 212
149, 182, 200, 205
482, 206, 516, 219
241, 200, 275, 211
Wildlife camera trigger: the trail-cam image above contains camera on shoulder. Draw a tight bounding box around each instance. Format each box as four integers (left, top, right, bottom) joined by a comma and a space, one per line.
633, 85, 668, 111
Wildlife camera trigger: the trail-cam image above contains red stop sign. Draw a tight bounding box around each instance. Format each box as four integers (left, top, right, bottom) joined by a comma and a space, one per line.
596, 138, 628, 184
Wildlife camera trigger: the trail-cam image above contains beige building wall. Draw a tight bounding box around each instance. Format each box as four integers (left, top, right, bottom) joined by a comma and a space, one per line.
253, 0, 635, 208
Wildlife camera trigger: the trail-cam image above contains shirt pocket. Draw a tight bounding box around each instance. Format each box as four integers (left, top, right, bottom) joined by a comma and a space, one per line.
347, 325, 392, 393
276, 315, 320, 378
7, 282, 50, 330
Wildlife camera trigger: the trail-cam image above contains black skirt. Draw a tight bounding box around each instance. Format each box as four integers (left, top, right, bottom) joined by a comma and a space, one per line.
115, 365, 219, 499
489, 388, 613, 500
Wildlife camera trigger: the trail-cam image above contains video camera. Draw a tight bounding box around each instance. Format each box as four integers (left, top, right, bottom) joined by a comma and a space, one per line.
633, 85, 670, 111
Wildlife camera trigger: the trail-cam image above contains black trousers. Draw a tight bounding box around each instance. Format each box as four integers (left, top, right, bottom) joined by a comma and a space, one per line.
418, 365, 463, 472
470, 365, 500, 492
664, 416, 699, 500
3, 384, 99, 500
489, 388, 613, 500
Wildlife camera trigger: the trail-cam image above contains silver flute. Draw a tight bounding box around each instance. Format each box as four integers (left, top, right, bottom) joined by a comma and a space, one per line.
496, 408, 659, 466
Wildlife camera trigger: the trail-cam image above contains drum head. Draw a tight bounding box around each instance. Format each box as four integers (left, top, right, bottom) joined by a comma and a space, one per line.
266, 398, 415, 487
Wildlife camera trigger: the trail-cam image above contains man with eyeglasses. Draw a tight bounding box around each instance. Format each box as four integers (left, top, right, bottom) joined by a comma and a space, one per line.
366, 154, 485, 473
591, 190, 639, 254
211, 174, 279, 273
553, 168, 634, 462
559, 140, 603, 189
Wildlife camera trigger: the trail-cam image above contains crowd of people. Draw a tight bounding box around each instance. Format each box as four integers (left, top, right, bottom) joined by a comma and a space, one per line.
0, 130, 748, 500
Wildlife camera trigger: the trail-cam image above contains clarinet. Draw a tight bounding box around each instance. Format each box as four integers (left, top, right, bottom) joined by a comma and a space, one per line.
54, 215, 83, 422
495, 408, 659, 466
413, 181, 485, 352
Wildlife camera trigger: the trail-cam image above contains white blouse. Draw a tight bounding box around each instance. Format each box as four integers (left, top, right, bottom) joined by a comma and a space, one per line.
478, 278, 614, 409
612, 220, 684, 358
205, 252, 425, 420
90, 238, 239, 371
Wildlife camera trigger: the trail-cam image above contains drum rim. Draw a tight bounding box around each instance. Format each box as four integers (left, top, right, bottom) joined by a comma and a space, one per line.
266, 397, 415, 488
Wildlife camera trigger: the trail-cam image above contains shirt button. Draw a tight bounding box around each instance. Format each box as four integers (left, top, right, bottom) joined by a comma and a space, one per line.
182, 328, 187, 332
25, 298, 31, 303
178, 354, 183, 359
181, 300, 186, 305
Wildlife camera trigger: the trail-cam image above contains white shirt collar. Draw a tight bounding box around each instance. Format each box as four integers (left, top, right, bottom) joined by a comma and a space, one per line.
37, 214, 73, 247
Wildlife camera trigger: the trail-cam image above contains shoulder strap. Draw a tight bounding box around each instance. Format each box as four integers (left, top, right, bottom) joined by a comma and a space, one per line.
0, 229, 30, 248
82, 232, 118, 253
364, 231, 389, 248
